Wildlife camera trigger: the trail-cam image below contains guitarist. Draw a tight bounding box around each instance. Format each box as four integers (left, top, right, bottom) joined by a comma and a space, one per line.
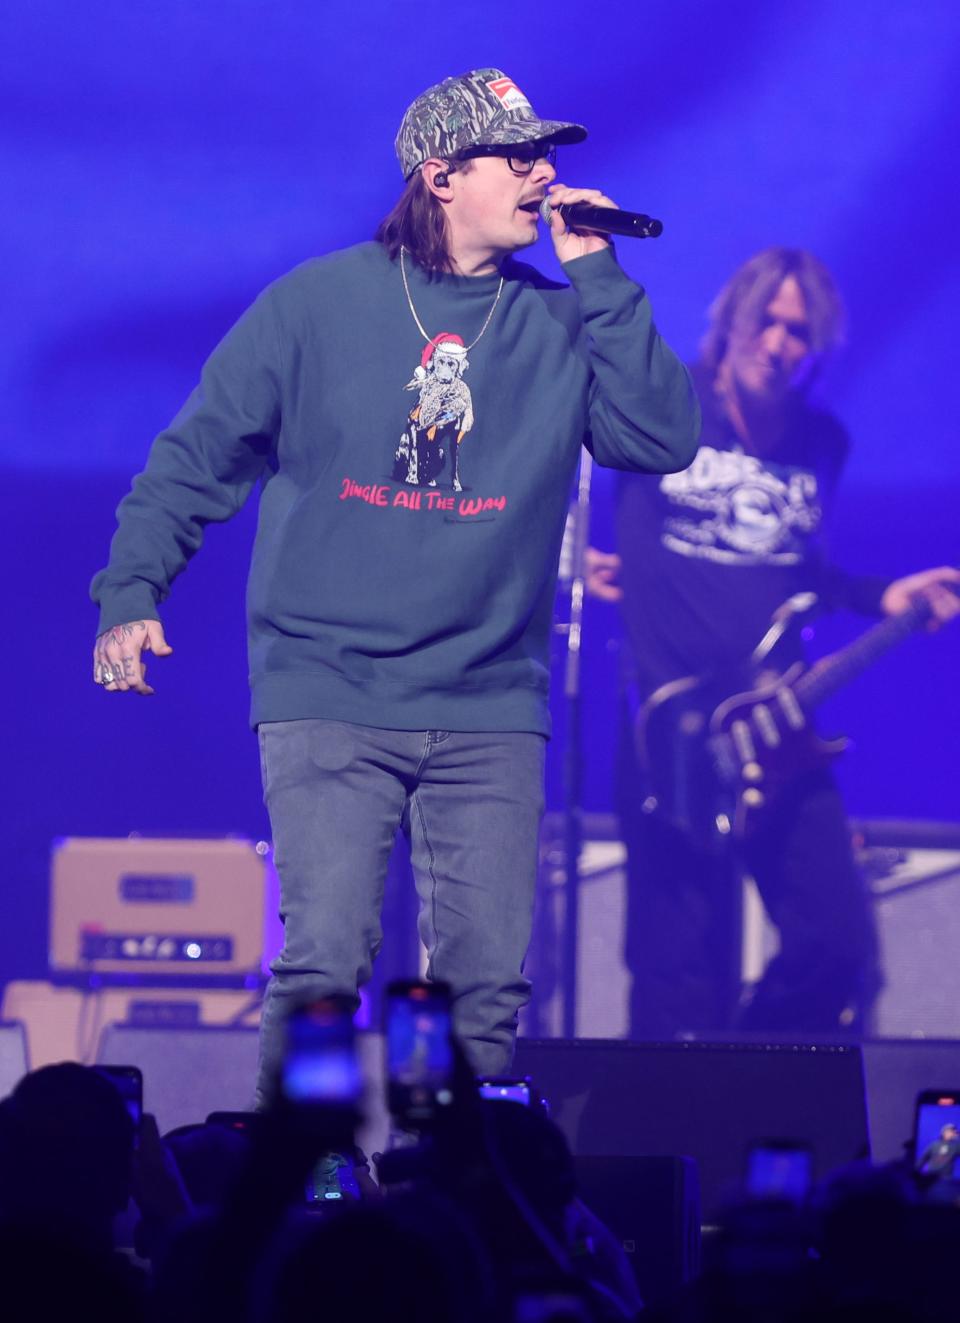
591, 248, 960, 1039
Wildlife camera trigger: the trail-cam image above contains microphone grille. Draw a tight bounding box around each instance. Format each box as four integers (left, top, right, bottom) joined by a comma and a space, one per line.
538, 197, 554, 225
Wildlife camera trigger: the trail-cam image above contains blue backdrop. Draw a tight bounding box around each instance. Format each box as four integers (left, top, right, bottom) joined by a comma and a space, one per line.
3, 1, 958, 982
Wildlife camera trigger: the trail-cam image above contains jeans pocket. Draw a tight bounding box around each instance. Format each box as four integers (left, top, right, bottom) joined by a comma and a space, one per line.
258, 719, 368, 798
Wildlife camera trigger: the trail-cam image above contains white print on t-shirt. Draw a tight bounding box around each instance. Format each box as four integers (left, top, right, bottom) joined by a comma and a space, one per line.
658, 445, 822, 565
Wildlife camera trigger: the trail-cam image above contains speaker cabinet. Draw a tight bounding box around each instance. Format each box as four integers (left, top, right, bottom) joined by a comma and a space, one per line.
865, 831, 960, 1037
0, 1022, 28, 1098
1, 980, 261, 1070
93, 1024, 392, 1159
523, 815, 631, 1039
96, 1023, 260, 1128
861, 1038, 960, 1163
524, 816, 960, 1044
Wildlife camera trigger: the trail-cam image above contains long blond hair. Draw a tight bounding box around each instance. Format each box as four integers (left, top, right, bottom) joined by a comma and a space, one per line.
701, 248, 846, 378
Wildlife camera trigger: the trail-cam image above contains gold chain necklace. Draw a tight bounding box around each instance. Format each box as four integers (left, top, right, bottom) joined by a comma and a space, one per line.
400, 246, 504, 349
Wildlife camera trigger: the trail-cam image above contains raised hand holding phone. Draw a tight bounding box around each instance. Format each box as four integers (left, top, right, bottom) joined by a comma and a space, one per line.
279, 997, 365, 1204
385, 979, 455, 1131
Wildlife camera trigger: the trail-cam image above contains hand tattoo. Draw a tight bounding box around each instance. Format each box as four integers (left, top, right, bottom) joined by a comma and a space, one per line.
103, 621, 146, 646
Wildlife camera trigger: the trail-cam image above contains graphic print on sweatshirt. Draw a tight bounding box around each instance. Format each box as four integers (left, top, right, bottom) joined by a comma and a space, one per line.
338, 332, 507, 521
392, 334, 474, 491
658, 444, 822, 566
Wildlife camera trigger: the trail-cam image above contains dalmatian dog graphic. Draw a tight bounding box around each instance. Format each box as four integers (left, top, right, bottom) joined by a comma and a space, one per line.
392, 333, 474, 490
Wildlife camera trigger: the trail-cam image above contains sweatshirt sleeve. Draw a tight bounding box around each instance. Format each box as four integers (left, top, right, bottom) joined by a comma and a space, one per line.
561, 247, 701, 474
90, 288, 282, 634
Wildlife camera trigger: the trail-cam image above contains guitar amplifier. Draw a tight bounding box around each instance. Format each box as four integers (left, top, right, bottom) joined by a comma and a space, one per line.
50, 837, 267, 979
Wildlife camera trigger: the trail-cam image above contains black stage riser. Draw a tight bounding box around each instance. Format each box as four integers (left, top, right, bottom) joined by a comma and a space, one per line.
4, 1022, 959, 1218
515, 1037, 960, 1214
515, 1038, 867, 1219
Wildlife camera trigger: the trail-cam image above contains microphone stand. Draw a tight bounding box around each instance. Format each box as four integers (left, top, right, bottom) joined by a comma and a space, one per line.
559, 448, 593, 1039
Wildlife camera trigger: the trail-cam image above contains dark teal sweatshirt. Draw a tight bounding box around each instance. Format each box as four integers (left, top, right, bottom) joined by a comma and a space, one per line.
91, 242, 700, 734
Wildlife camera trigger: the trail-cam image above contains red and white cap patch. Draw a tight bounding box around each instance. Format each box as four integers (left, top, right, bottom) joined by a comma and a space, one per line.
486, 76, 533, 113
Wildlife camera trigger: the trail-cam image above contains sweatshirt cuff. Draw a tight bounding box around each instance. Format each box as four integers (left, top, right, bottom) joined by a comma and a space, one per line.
94, 585, 163, 636
560, 245, 632, 284
560, 245, 644, 315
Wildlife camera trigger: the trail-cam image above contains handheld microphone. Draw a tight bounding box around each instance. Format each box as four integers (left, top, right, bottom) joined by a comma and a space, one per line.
539, 197, 663, 239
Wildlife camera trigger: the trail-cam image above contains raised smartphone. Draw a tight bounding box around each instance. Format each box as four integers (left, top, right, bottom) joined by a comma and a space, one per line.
384, 979, 454, 1127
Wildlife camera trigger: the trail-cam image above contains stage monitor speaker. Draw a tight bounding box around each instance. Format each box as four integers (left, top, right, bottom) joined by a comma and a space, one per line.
514, 1038, 868, 1219
574, 1156, 700, 1308
0, 1021, 29, 1098
50, 836, 266, 978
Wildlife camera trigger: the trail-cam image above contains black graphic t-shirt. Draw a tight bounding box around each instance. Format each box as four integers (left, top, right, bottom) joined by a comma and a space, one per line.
616, 363, 889, 695
92, 243, 700, 734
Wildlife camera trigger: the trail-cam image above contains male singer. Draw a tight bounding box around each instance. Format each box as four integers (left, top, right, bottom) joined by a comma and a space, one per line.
91, 68, 700, 1099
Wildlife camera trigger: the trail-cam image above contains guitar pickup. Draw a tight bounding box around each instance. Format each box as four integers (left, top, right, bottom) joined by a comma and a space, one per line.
776, 686, 807, 731
731, 719, 757, 764
753, 703, 781, 748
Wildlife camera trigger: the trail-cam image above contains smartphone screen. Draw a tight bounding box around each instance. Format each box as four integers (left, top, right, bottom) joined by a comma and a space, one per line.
96, 1065, 143, 1137
477, 1077, 532, 1105
385, 980, 453, 1126
305, 1151, 361, 1204
746, 1140, 812, 1201
913, 1091, 960, 1179
281, 999, 362, 1108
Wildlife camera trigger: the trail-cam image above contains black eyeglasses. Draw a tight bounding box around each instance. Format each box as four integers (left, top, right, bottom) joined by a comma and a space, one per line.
454, 142, 558, 176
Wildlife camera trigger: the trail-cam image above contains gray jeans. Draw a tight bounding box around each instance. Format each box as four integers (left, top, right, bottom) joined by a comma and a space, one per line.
255, 718, 546, 1103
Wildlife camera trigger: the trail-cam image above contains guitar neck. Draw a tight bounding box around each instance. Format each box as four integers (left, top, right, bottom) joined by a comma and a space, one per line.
794, 597, 932, 711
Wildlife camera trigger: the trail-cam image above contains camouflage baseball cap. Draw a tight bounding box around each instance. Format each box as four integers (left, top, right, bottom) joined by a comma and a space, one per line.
396, 68, 587, 179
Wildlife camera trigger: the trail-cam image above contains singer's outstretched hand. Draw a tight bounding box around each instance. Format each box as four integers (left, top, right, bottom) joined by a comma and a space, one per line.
546, 183, 616, 263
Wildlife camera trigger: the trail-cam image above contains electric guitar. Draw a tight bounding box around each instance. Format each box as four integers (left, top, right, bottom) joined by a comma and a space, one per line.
635, 591, 937, 846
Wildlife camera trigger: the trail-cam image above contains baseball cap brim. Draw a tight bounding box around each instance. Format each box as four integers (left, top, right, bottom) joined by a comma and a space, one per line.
473, 116, 587, 149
